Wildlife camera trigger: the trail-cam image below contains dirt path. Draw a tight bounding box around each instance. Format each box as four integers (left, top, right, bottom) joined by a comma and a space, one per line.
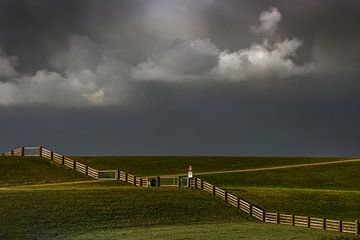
0, 180, 97, 189
148, 158, 360, 178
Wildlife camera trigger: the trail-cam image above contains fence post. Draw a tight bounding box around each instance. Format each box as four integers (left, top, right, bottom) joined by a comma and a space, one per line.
21, 147, 25, 156
339, 220, 342, 232
225, 191, 228, 202
73, 160, 76, 171
262, 210, 265, 222
115, 170, 120, 180
194, 177, 197, 188
212, 185, 215, 195
140, 178, 143, 187
355, 219, 359, 236
237, 197, 240, 209
85, 166, 88, 176
156, 176, 160, 187
61, 156, 65, 165
307, 216, 311, 228
11, 150, 14, 156
277, 213, 280, 224
291, 215, 295, 226
50, 151, 54, 161
323, 218, 326, 230
134, 176, 137, 186
249, 204, 253, 216
178, 176, 181, 187
39, 146, 42, 157
201, 179, 203, 190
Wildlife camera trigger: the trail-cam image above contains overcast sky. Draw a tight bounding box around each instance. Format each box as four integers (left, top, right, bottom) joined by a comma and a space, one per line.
1, 0, 360, 156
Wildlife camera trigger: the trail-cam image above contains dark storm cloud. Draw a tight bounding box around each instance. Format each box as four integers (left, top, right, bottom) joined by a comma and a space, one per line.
1, 0, 360, 156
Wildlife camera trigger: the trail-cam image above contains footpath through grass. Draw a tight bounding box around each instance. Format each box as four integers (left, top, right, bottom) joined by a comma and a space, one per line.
0, 156, 90, 187
0, 181, 354, 240
71, 156, 346, 176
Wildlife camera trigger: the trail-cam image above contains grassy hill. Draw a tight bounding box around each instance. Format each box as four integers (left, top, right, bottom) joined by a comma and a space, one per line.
71, 156, 346, 176
0, 181, 353, 240
201, 162, 360, 220
1, 155, 358, 239
0, 156, 90, 186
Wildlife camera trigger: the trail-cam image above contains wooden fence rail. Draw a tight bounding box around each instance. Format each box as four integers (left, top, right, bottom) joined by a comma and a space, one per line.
192, 177, 360, 236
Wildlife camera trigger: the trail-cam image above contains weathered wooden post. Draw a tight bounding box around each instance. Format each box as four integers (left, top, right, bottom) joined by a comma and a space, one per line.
21, 147, 25, 156
291, 215, 295, 226
61, 156, 65, 165
125, 172, 128, 183
178, 176, 181, 187
355, 219, 359, 236
339, 220, 343, 232
156, 176, 160, 187
277, 213, 280, 224
116, 170, 120, 180
73, 160, 76, 171
50, 151, 54, 161
134, 176, 137, 186
85, 166, 88, 176
140, 178, 143, 187
262, 210, 266, 222
225, 191, 228, 202
250, 204, 253, 217
39, 146, 43, 157
323, 218, 326, 230
237, 197, 240, 209
212, 185, 215, 195
307, 216, 311, 228
11, 150, 14, 156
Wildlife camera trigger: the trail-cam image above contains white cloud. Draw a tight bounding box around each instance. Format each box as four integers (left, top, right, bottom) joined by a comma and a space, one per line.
0, 50, 18, 78
215, 38, 313, 81
0, 35, 132, 107
0, 7, 313, 107
250, 7, 282, 35
133, 7, 312, 83
132, 39, 219, 82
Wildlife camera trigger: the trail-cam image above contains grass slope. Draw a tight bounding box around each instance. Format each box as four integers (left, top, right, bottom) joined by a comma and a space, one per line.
200, 162, 360, 220
0, 181, 353, 240
0, 156, 90, 186
201, 162, 360, 191
71, 156, 346, 176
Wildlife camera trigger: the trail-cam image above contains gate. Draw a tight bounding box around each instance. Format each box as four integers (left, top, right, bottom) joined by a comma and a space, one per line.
24, 147, 40, 156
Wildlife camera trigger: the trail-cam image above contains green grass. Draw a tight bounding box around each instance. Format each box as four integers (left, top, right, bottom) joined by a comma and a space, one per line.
201, 162, 360, 191
0, 181, 354, 240
61, 222, 355, 240
228, 187, 360, 221
199, 162, 360, 221
0, 156, 90, 186
71, 156, 346, 176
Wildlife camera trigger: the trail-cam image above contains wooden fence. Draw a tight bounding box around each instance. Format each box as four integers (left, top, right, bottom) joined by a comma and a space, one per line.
2, 146, 359, 236
192, 176, 360, 236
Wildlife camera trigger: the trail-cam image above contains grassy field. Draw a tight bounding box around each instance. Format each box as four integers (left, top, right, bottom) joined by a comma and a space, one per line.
0, 181, 354, 240
201, 162, 360, 191
1, 155, 359, 239
71, 156, 347, 176
0, 156, 90, 186
199, 162, 360, 221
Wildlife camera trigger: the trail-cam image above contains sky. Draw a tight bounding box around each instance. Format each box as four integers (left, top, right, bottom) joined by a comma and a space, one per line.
0, 0, 360, 156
